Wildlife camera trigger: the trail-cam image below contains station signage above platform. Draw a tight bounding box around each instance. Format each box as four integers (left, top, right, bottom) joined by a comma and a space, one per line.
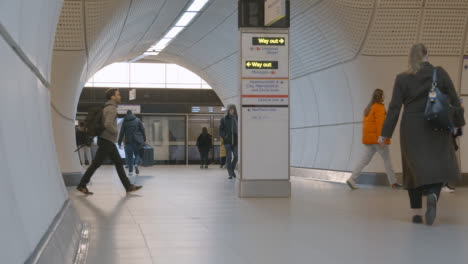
252, 37, 285, 46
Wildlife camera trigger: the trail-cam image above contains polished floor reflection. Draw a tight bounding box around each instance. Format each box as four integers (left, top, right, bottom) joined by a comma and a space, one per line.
68, 166, 468, 264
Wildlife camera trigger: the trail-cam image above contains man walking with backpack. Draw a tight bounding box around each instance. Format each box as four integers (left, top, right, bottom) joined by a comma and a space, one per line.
118, 110, 146, 176
76, 88, 142, 194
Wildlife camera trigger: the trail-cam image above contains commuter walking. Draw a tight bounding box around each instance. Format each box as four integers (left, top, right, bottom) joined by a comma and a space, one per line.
77, 89, 142, 194
118, 110, 146, 176
346, 89, 401, 190
76, 121, 93, 166
219, 137, 226, 168
379, 44, 465, 225
197, 127, 212, 169
219, 105, 238, 179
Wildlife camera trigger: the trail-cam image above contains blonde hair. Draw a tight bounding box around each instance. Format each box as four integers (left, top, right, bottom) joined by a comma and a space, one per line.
407, 43, 428, 74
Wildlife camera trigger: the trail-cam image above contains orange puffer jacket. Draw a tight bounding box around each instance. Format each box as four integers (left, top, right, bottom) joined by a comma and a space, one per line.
362, 103, 391, 145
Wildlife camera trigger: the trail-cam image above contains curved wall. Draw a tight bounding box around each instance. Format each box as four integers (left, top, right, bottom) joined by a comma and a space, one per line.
0, 0, 70, 262
156, 0, 468, 176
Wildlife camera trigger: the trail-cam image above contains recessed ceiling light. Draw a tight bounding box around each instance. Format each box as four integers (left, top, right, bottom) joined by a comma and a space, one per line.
187, 0, 209, 12
164, 27, 185, 39
175, 12, 197, 27
152, 38, 172, 50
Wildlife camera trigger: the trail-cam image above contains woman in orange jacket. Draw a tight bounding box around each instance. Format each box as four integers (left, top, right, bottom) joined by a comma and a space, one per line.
346, 89, 402, 190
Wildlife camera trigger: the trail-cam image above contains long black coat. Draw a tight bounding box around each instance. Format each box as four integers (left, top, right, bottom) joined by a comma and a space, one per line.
197, 133, 212, 153
381, 62, 465, 189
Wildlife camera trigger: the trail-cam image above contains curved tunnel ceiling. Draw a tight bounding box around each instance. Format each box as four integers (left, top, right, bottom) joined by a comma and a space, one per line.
52, 0, 468, 174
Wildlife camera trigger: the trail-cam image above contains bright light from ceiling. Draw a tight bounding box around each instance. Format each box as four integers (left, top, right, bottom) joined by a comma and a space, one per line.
187, 0, 209, 12
152, 38, 172, 50
175, 12, 197, 27
139, 1, 211, 62
164, 26, 185, 39
144, 51, 159, 56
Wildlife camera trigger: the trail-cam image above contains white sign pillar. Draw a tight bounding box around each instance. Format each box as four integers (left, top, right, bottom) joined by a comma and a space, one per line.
238, 27, 291, 198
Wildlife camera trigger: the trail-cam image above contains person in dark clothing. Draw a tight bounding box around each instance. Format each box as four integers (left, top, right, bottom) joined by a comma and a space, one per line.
76, 121, 93, 166
197, 127, 212, 169
219, 104, 238, 179
77, 89, 142, 195
118, 110, 146, 176
379, 44, 465, 225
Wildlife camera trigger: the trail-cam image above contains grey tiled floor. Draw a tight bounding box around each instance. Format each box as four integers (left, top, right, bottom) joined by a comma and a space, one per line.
69, 166, 468, 264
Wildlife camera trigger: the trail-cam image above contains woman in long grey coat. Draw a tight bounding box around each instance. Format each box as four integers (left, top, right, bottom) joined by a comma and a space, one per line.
379, 43, 465, 225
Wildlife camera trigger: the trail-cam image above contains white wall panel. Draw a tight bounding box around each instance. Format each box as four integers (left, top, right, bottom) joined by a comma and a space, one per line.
19, 0, 63, 81
309, 66, 354, 125
0, 36, 67, 261
165, 0, 237, 55
85, 0, 131, 76
291, 0, 322, 17
179, 13, 238, 70
290, 0, 371, 74
314, 124, 353, 170
108, 0, 164, 62
131, 0, 190, 53
0, 0, 20, 42
50, 50, 89, 173
290, 76, 319, 128
203, 52, 239, 100
300, 127, 320, 168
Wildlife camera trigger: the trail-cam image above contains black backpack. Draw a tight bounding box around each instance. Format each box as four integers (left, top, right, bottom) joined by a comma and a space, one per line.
84, 104, 107, 137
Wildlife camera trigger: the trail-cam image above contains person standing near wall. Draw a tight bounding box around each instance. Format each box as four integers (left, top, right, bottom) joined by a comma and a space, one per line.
219, 105, 238, 179
346, 89, 401, 190
118, 110, 146, 176
77, 89, 142, 194
197, 127, 212, 169
76, 121, 92, 166
379, 44, 465, 225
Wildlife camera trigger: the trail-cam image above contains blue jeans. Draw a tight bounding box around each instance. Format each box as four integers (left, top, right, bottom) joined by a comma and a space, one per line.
224, 144, 238, 177
125, 143, 141, 173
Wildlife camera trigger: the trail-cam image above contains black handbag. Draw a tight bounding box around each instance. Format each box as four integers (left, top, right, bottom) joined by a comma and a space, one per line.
424, 68, 451, 129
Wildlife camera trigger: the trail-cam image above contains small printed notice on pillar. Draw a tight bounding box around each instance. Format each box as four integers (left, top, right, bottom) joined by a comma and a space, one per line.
240, 28, 290, 182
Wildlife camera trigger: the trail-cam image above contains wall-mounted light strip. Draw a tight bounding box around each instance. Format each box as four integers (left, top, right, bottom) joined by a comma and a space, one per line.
133, 0, 210, 62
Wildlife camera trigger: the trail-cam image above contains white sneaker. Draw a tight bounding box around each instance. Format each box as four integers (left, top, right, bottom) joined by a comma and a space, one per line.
346, 178, 358, 190
442, 186, 455, 193
128, 172, 133, 177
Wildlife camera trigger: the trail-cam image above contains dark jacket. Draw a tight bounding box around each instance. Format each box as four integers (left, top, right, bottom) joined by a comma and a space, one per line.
76, 127, 92, 146
381, 62, 465, 189
118, 113, 146, 146
219, 115, 238, 146
197, 133, 212, 153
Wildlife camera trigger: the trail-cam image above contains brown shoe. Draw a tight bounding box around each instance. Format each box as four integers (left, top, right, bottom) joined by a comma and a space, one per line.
127, 185, 142, 193
76, 185, 93, 195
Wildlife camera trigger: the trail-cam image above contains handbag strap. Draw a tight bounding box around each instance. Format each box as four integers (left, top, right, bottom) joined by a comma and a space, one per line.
432, 68, 437, 87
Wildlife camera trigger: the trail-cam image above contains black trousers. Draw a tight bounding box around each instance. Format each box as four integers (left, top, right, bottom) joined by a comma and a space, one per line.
200, 151, 209, 166
79, 138, 131, 190
408, 183, 443, 209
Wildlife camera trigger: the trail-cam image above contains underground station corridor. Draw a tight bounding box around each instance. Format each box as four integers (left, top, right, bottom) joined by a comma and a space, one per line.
3, 0, 468, 263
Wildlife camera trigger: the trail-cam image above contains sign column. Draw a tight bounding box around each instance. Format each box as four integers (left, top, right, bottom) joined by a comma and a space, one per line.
238, 28, 291, 197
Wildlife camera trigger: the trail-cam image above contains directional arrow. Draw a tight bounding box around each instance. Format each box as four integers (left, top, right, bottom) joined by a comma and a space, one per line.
279, 38, 285, 44
246, 62, 252, 67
